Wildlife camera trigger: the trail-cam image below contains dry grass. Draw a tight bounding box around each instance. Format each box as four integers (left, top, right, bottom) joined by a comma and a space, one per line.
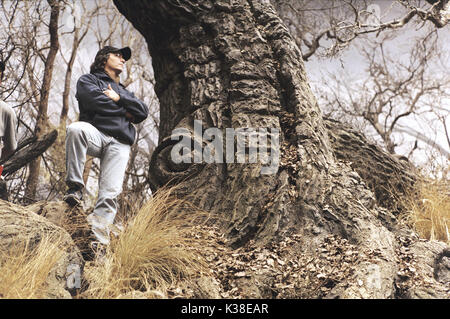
81, 187, 211, 298
0, 234, 66, 299
400, 175, 450, 244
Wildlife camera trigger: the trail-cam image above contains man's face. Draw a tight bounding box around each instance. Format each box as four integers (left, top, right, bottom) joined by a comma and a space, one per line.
104, 52, 125, 74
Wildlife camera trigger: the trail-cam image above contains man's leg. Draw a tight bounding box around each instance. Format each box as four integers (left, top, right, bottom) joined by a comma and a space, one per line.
65, 121, 104, 204
87, 138, 130, 245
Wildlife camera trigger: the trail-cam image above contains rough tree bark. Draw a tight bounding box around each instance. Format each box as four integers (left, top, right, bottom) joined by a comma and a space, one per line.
113, 0, 449, 298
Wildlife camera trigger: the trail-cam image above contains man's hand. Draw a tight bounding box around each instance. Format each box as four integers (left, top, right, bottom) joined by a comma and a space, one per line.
103, 84, 120, 102
103, 84, 135, 121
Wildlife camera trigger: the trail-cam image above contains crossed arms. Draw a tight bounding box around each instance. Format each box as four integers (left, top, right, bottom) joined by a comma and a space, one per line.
76, 74, 148, 124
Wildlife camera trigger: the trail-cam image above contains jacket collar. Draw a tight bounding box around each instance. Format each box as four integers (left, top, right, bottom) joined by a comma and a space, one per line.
91, 70, 124, 87
92, 70, 113, 81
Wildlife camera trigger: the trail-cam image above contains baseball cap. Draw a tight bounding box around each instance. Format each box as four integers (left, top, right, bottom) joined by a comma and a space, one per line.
95, 46, 131, 61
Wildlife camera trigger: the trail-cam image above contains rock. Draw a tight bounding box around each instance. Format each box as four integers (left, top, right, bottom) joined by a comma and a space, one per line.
190, 276, 222, 298
435, 248, 450, 285
27, 200, 92, 251
395, 240, 450, 298
0, 199, 83, 298
27, 200, 68, 227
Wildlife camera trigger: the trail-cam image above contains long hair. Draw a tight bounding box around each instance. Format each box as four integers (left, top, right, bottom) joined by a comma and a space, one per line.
90, 51, 109, 74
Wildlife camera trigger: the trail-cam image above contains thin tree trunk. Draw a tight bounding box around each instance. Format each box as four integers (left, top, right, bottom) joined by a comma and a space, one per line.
60, 8, 90, 126
60, 34, 78, 126
24, 0, 60, 202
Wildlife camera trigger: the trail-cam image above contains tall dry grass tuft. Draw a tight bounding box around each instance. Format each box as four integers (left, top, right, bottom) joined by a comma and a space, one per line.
0, 234, 66, 299
400, 174, 450, 244
82, 187, 210, 298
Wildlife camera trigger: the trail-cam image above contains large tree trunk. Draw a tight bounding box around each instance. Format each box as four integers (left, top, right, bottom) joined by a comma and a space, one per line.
113, 0, 449, 298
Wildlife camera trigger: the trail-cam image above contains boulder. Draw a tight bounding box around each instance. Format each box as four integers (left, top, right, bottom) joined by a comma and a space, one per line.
0, 199, 84, 298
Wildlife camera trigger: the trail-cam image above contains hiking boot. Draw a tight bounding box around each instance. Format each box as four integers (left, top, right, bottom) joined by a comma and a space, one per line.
63, 187, 83, 207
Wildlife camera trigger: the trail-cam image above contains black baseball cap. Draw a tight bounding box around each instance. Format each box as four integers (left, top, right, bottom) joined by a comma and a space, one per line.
95, 46, 131, 61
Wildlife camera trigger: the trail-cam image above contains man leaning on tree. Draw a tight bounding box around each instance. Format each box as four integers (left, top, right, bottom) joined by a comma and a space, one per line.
64, 46, 148, 259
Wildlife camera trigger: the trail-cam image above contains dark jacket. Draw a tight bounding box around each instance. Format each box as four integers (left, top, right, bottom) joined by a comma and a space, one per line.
75, 71, 149, 145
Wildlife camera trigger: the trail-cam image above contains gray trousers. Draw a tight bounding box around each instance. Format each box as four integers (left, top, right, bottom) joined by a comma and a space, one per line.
65, 121, 130, 244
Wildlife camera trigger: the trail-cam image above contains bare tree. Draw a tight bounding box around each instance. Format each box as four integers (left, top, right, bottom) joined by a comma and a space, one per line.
59, 1, 98, 126
320, 30, 449, 158
268, 0, 450, 170
272, 0, 449, 60
24, 0, 62, 202
0, 1, 58, 201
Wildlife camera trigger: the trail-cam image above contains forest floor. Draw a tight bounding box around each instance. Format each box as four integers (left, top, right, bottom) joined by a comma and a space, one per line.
161, 224, 402, 299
